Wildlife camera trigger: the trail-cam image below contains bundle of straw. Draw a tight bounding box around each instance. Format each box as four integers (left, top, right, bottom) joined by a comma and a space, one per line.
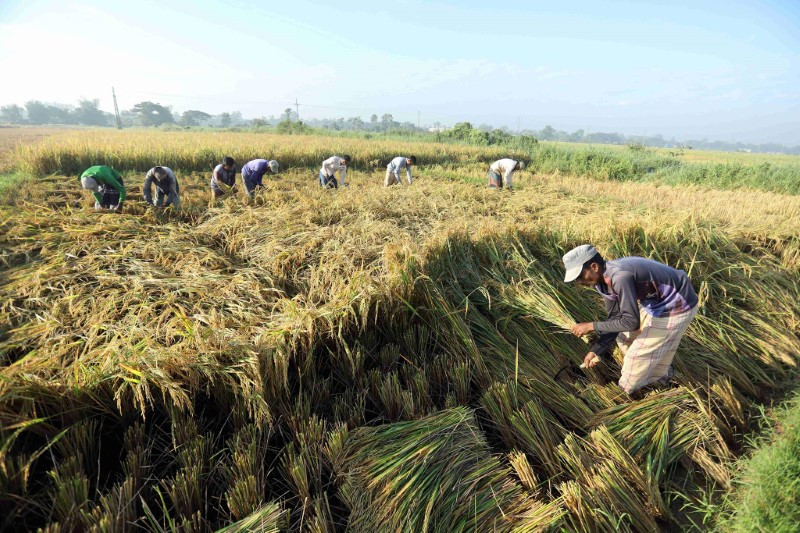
334, 407, 527, 531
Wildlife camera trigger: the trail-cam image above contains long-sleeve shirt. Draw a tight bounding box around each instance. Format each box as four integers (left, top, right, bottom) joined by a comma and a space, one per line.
387, 156, 413, 184
321, 156, 348, 185
80, 165, 126, 204
490, 159, 518, 184
211, 163, 237, 191
241, 159, 271, 188
589, 257, 699, 356
143, 167, 180, 207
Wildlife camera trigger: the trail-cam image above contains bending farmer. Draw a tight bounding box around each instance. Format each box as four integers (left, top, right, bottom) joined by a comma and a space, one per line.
80, 165, 126, 212
211, 156, 237, 200
488, 158, 524, 189
563, 244, 698, 396
241, 159, 279, 198
143, 166, 181, 208
320, 155, 351, 189
384, 156, 416, 186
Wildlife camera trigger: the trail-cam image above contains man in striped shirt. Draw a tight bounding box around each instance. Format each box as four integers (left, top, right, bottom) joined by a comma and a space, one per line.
564, 244, 699, 396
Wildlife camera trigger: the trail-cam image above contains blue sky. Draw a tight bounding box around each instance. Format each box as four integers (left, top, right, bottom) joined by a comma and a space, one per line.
1, 0, 798, 144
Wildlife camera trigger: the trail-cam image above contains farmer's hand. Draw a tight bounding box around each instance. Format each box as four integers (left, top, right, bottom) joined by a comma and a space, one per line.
112, 204, 123, 213
583, 351, 601, 368
571, 322, 594, 337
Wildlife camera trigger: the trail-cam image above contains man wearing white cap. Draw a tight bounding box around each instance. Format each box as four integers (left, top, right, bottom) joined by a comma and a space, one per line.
488, 158, 524, 189
241, 159, 280, 199
79, 165, 126, 212
562, 244, 699, 396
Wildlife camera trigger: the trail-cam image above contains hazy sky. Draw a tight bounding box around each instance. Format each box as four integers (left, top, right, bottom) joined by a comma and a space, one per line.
1, 0, 798, 144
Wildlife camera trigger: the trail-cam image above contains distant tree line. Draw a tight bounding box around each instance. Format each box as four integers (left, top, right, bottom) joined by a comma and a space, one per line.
528, 124, 800, 155
0, 100, 250, 129
2, 100, 798, 154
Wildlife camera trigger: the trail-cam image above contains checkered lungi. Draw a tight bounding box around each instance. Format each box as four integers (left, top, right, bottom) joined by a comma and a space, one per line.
616, 304, 698, 394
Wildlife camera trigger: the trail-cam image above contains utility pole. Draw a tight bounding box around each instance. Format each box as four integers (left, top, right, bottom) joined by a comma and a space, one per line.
295, 98, 300, 121
517, 117, 521, 134
417, 111, 421, 129
112, 87, 122, 129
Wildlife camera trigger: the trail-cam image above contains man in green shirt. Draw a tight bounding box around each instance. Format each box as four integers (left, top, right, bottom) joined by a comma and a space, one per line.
80, 165, 126, 212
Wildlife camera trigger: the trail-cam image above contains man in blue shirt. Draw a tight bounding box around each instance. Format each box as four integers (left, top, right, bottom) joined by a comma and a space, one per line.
241, 159, 279, 198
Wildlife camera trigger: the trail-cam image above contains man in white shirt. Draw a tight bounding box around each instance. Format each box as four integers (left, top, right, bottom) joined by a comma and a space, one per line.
385, 156, 416, 186
320, 155, 351, 189
489, 158, 524, 189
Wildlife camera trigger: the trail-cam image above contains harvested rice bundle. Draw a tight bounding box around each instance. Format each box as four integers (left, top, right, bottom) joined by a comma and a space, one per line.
333, 407, 526, 532
500, 274, 578, 333
216, 502, 287, 533
592, 387, 732, 487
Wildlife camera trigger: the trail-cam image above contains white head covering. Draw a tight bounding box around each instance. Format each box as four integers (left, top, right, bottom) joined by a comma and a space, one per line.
80, 176, 99, 191
268, 160, 280, 173
562, 244, 599, 282
517, 161, 526, 170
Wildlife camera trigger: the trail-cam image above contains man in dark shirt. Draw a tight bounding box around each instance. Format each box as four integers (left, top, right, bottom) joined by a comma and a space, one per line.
563, 244, 699, 395
211, 156, 238, 201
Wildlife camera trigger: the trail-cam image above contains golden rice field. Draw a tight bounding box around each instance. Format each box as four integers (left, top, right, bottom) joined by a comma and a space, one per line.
1, 128, 799, 532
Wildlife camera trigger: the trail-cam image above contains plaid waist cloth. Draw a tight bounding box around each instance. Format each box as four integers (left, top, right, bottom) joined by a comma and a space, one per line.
616, 305, 698, 394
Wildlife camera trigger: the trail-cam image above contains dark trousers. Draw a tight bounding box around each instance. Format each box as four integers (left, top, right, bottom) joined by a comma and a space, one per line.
98, 176, 125, 207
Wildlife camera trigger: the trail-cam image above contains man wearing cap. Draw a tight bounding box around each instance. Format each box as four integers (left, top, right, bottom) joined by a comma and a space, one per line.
562, 244, 698, 396
211, 156, 238, 201
143, 166, 181, 209
320, 155, 351, 189
241, 159, 279, 198
488, 158, 524, 189
79, 165, 126, 212
384, 156, 416, 186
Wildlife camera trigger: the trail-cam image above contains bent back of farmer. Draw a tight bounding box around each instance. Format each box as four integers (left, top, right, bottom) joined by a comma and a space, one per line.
241, 159, 279, 198
143, 166, 181, 208
384, 156, 416, 186
211, 156, 237, 200
489, 158, 524, 189
564, 245, 699, 396
320, 155, 350, 189
80, 165, 126, 211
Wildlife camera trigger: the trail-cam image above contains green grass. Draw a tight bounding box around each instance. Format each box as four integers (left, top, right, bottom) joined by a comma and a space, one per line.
529, 143, 800, 195
717, 390, 800, 532
0, 172, 33, 203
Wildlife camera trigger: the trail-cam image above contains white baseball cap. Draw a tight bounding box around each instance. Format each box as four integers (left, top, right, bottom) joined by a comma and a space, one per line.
268, 160, 279, 173
562, 244, 599, 282
80, 176, 99, 191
